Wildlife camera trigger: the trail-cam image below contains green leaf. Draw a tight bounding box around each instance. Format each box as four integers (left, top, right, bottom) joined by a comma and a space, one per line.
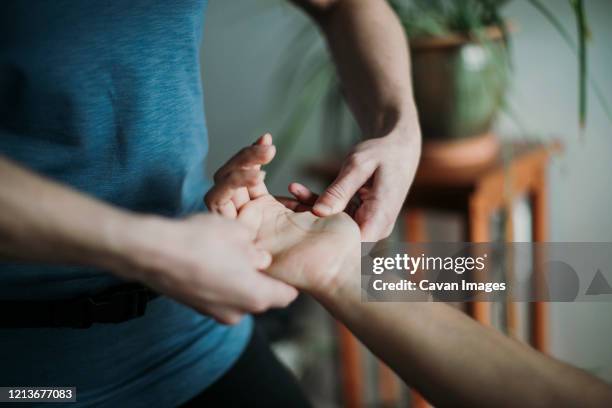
570, 0, 588, 128
527, 0, 611, 125
266, 59, 335, 177
527, 0, 588, 128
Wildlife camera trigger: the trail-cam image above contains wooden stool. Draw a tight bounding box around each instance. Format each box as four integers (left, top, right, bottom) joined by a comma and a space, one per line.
405, 141, 558, 341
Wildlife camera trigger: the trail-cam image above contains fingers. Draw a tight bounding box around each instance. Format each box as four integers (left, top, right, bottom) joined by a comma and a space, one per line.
205, 168, 264, 216
245, 274, 299, 310
216, 142, 275, 177
202, 305, 245, 326
255, 132, 272, 147
230, 187, 251, 212
310, 149, 400, 240
276, 196, 302, 211
313, 154, 376, 217
355, 170, 397, 241
227, 168, 265, 188
218, 267, 298, 314
208, 133, 275, 216
288, 182, 318, 206
153, 214, 296, 327
248, 247, 272, 270
216, 201, 238, 218
356, 205, 389, 241
206, 275, 297, 325
247, 134, 274, 198
281, 182, 319, 212
234, 227, 297, 310
274, 183, 318, 212
280, 183, 358, 215
276, 197, 311, 213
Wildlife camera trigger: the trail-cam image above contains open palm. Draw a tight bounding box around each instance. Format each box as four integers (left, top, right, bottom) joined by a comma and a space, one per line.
206, 134, 360, 296
238, 194, 360, 297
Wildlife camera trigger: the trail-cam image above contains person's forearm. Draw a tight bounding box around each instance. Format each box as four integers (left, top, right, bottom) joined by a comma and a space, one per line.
0, 157, 144, 278
318, 261, 612, 407
0, 157, 297, 321
297, 0, 418, 138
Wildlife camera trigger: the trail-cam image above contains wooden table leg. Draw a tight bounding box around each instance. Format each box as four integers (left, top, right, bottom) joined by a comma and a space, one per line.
404, 209, 429, 408
338, 322, 363, 408
405, 209, 427, 242
467, 197, 491, 325
504, 202, 518, 337
410, 391, 429, 408
378, 362, 400, 406
467, 197, 490, 242
530, 167, 548, 352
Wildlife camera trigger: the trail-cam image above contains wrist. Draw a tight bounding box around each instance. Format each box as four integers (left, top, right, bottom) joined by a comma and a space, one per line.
312, 245, 362, 308
97, 213, 171, 282
371, 102, 420, 139
314, 262, 363, 323
390, 105, 421, 142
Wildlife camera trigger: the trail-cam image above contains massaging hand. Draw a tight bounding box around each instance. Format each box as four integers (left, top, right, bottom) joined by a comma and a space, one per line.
313, 132, 420, 241
130, 214, 297, 325
205, 132, 419, 242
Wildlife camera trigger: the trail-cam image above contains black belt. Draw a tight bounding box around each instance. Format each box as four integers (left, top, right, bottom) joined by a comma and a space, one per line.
0, 284, 159, 329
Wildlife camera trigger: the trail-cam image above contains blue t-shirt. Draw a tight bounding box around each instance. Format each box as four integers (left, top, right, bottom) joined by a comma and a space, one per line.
0, 1, 252, 406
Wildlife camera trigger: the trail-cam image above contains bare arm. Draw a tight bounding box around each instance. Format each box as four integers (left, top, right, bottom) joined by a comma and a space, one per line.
292, 0, 421, 241
206, 137, 612, 405
0, 157, 296, 323
294, 0, 415, 137
0, 157, 137, 271
318, 257, 612, 407
225, 177, 612, 406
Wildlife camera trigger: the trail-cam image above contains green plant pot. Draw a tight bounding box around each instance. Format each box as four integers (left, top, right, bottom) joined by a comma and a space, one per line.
410, 28, 509, 141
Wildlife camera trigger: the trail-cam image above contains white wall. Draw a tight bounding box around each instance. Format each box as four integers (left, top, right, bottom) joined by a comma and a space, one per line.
499, 0, 612, 381
499, 0, 612, 242
202, 0, 612, 380
202, 1, 316, 195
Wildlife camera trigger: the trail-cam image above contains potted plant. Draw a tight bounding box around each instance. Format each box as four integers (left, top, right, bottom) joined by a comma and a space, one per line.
393, 0, 510, 146
265, 0, 608, 171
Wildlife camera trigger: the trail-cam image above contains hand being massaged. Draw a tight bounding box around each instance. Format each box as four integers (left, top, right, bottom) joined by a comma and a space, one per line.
205, 133, 361, 297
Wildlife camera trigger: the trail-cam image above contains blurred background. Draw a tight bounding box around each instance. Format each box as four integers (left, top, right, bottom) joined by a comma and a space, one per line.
201, 0, 612, 406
